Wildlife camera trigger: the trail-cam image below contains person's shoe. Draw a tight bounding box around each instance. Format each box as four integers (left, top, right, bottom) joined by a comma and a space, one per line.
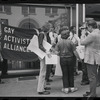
0, 81, 5, 84
61, 88, 69, 94
74, 72, 80, 76
97, 83, 100, 87
83, 91, 90, 97
44, 87, 51, 90
1, 73, 8, 76
81, 81, 89, 85
47, 79, 53, 82
46, 82, 50, 85
70, 87, 78, 93
50, 73, 54, 77
86, 94, 97, 100
38, 91, 50, 95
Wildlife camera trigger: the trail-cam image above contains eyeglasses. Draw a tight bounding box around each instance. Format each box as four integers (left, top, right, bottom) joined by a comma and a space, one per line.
81, 28, 86, 30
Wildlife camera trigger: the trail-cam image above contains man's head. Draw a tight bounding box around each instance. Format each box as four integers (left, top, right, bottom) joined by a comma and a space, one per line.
61, 29, 70, 39
87, 20, 97, 33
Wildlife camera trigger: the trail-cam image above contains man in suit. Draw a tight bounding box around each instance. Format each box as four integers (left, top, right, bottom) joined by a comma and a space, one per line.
80, 25, 89, 85
80, 20, 100, 97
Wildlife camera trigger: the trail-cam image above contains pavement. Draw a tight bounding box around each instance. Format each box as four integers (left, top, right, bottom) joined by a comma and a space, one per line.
0, 71, 100, 97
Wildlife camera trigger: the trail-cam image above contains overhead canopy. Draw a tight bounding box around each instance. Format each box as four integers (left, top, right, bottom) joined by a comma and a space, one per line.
86, 4, 100, 18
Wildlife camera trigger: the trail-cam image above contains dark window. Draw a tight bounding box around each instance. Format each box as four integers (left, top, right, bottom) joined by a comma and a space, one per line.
29, 6, 36, 14
52, 8, 58, 15
45, 8, 51, 15
0, 5, 3, 12
0, 19, 8, 24
4, 6, 11, 15
22, 6, 28, 15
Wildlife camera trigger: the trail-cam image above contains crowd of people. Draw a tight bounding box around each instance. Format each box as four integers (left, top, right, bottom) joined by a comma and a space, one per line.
0, 19, 100, 98
36, 19, 100, 98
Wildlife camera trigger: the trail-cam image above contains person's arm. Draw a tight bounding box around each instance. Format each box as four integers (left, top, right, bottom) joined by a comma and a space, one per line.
49, 32, 55, 44
74, 34, 80, 45
71, 41, 81, 61
38, 33, 46, 52
0, 52, 3, 62
54, 43, 60, 55
73, 50, 81, 61
68, 32, 73, 40
80, 33, 94, 46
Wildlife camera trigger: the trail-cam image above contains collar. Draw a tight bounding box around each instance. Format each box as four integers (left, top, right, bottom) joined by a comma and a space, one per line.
92, 29, 99, 33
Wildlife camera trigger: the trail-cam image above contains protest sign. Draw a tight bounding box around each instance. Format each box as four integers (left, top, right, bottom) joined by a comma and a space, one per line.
55, 56, 62, 76
1, 24, 38, 61
45, 54, 57, 64
27, 35, 52, 59
76, 45, 85, 59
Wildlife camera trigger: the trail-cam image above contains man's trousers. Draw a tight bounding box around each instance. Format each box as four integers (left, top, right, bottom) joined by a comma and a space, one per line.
37, 58, 46, 92
87, 63, 98, 97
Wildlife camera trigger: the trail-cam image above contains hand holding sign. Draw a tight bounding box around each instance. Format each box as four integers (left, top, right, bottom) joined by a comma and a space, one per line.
27, 35, 52, 59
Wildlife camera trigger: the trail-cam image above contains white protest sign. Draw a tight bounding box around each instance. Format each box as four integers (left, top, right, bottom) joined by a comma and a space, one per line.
45, 54, 57, 65
27, 35, 52, 59
76, 45, 85, 59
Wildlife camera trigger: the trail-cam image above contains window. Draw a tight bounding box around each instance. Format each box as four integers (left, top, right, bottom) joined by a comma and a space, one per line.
22, 6, 28, 16
4, 6, 11, 15
0, 5, 11, 14
45, 8, 51, 15
0, 6, 3, 12
45, 7, 58, 16
0, 5, 5, 12
52, 8, 58, 15
29, 6, 36, 14
22, 6, 36, 16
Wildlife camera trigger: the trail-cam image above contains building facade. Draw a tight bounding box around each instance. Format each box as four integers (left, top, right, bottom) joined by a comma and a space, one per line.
0, 4, 88, 71
0, 4, 75, 70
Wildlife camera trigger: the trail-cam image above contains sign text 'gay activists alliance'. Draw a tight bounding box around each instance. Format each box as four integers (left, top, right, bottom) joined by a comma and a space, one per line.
1, 24, 38, 61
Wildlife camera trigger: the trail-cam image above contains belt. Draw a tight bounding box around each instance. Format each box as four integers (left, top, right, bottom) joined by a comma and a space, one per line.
60, 56, 73, 58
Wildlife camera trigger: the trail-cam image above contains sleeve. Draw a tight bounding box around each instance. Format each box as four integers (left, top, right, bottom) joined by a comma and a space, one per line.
49, 32, 55, 44
74, 34, 80, 45
0, 52, 3, 60
38, 33, 46, 52
80, 33, 94, 45
55, 42, 59, 52
68, 32, 73, 40
70, 41, 76, 52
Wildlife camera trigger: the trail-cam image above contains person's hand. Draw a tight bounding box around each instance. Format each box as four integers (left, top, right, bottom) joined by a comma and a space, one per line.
46, 51, 52, 58
0, 57, 3, 62
77, 58, 82, 62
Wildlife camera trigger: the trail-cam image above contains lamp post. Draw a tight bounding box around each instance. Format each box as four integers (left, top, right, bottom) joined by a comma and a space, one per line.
83, 4, 85, 23
70, 6, 72, 26
76, 4, 79, 36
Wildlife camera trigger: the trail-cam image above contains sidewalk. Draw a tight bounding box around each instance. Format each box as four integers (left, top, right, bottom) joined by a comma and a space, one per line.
0, 71, 100, 97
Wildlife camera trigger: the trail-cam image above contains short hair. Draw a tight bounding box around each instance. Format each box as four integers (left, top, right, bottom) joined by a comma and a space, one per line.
69, 26, 75, 31
98, 24, 100, 30
87, 20, 97, 29
38, 28, 42, 32
61, 29, 70, 39
59, 26, 69, 35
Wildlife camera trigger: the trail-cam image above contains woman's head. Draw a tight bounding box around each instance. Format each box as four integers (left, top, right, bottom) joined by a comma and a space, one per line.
69, 26, 76, 33
59, 26, 69, 35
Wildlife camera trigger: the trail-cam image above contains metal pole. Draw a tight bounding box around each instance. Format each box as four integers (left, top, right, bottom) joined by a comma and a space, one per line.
70, 6, 72, 26
83, 4, 85, 23
76, 4, 79, 36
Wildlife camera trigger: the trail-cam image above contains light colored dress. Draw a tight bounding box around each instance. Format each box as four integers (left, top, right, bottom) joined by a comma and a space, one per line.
55, 34, 62, 76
